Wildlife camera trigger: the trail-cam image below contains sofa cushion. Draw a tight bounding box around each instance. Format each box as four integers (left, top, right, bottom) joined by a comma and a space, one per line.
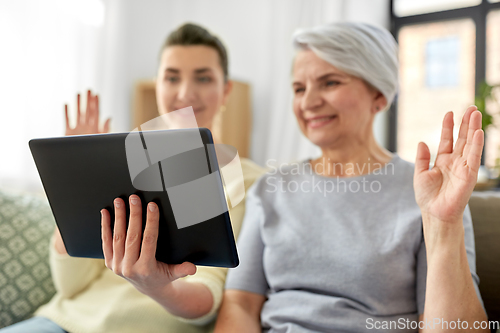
0, 191, 55, 328
469, 192, 500, 323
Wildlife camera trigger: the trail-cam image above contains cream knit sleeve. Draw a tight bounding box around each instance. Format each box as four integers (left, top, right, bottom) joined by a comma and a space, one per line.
49, 234, 106, 299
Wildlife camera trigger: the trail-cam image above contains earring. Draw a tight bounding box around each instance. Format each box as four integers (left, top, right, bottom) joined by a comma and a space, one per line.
375, 106, 380, 111
220, 105, 227, 113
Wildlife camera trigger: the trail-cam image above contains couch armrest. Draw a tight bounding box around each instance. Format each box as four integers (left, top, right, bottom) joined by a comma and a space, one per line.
469, 191, 500, 323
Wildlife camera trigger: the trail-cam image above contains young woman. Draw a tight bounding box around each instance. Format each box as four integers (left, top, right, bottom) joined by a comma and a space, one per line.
214, 22, 487, 332
1, 23, 265, 333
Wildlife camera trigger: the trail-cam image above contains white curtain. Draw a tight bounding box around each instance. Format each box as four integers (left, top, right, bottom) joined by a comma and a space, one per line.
0, 0, 389, 193
0, 0, 118, 193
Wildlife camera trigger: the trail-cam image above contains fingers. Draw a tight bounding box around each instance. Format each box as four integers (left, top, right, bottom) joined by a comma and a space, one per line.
466, 128, 484, 174
64, 105, 70, 132
414, 142, 431, 175
112, 198, 127, 267
95, 94, 99, 114
83, 90, 97, 127
455, 106, 477, 155
123, 195, 143, 266
53, 226, 68, 255
463, 111, 483, 158
91, 93, 109, 133
77, 93, 82, 124
138, 202, 160, 264
437, 111, 454, 155
101, 209, 113, 268
86, 92, 104, 132
92, 94, 99, 127
89, 93, 99, 128
171, 262, 197, 279
103, 118, 111, 133
67, 90, 106, 135
85, 90, 92, 125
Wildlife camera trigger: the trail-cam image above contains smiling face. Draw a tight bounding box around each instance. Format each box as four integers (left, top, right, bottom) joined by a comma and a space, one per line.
156, 45, 231, 130
292, 49, 386, 149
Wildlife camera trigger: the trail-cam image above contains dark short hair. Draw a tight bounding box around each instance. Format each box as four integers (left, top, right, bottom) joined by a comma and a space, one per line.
161, 23, 229, 82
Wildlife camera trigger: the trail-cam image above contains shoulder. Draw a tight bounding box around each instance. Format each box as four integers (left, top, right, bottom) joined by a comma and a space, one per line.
244, 160, 306, 201
240, 158, 268, 190
240, 158, 267, 176
392, 154, 415, 175
382, 155, 416, 190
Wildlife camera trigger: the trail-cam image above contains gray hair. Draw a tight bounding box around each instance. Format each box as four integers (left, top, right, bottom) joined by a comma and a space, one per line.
293, 22, 399, 109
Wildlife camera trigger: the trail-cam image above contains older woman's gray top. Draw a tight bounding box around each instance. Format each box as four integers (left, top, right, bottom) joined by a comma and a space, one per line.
225, 155, 483, 333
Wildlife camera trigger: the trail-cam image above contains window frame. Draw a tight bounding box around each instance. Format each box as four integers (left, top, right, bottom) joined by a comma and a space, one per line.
389, 0, 500, 164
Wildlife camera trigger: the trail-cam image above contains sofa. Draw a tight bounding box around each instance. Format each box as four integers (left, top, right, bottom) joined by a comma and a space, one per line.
468, 191, 500, 328
0, 189, 499, 330
0, 191, 55, 327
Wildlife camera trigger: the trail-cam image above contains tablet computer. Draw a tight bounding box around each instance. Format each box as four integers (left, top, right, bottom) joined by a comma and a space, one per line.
29, 128, 239, 268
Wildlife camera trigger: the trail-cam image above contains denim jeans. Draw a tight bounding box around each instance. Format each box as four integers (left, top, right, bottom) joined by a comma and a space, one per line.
0, 317, 68, 333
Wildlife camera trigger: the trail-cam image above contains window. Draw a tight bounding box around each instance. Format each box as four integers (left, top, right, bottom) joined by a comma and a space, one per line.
394, 0, 481, 17
426, 36, 461, 88
397, 19, 475, 163
486, 9, 500, 171
391, 0, 500, 170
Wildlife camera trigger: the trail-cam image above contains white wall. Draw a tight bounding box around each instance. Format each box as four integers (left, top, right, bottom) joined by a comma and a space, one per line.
0, 0, 112, 192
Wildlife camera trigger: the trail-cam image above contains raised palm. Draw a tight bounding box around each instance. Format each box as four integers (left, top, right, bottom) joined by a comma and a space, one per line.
414, 106, 484, 223
65, 90, 111, 136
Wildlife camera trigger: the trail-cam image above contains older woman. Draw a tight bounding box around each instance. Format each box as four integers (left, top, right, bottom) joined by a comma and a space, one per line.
214, 22, 487, 332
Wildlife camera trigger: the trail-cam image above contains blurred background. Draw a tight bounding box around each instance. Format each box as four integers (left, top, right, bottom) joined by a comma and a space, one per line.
0, 0, 499, 194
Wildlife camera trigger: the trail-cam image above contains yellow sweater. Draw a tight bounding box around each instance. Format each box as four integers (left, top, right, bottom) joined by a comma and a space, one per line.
35, 158, 266, 333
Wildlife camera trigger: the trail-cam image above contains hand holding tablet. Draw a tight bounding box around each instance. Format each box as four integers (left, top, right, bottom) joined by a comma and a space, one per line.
101, 196, 196, 295
30, 128, 241, 268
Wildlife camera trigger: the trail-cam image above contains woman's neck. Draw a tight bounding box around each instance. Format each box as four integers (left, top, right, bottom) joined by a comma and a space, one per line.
311, 136, 393, 177
202, 124, 220, 144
